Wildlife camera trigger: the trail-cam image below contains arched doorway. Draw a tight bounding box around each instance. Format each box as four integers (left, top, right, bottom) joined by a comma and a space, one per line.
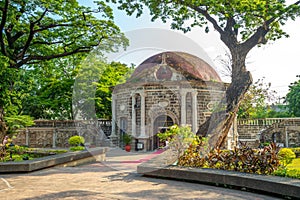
152, 115, 174, 150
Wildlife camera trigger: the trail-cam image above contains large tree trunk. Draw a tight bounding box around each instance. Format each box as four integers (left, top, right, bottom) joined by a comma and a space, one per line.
197, 48, 252, 149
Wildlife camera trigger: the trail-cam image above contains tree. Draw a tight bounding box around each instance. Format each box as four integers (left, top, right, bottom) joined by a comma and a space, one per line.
95, 62, 133, 119
238, 78, 276, 119
108, 0, 300, 148
21, 56, 83, 120
286, 75, 300, 117
0, 0, 128, 139
72, 53, 132, 120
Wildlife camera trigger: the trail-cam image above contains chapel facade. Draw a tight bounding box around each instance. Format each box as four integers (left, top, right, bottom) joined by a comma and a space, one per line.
111, 51, 237, 151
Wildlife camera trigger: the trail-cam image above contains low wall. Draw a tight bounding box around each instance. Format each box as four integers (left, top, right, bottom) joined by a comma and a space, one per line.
137, 149, 300, 199
14, 120, 112, 148
0, 147, 108, 173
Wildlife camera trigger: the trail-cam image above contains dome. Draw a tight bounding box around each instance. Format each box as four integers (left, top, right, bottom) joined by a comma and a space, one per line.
130, 51, 222, 82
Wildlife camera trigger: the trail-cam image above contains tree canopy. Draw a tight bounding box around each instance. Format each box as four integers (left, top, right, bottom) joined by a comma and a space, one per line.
0, 0, 128, 138
108, 0, 300, 148
286, 75, 300, 117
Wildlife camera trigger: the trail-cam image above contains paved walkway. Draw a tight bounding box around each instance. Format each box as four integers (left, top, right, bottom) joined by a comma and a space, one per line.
0, 148, 282, 200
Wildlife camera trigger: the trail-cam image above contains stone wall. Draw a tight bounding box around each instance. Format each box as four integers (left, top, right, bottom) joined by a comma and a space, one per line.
14, 120, 112, 148
13, 118, 300, 149
237, 118, 300, 148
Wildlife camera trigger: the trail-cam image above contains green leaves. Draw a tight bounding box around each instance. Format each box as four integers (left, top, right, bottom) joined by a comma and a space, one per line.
238, 78, 277, 119
0, 0, 129, 134
179, 142, 280, 175
286, 75, 300, 117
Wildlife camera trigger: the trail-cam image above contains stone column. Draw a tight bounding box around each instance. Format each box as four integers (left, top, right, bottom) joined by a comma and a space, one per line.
139, 92, 147, 138
111, 94, 117, 138
131, 94, 136, 137
285, 127, 289, 147
192, 90, 198, 133
180, 89, 187, 125
25, 128, 29, 146
52, 129, 57, 148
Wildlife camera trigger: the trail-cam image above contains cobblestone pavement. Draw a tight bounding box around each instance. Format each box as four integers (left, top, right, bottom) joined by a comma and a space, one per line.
0, 148, 283, 200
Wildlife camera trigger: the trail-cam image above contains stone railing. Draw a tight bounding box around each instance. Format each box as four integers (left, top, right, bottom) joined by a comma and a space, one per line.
238, 118, 300, 126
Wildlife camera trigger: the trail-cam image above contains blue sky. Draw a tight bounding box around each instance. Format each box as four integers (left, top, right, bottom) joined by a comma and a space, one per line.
79, 0, 300, 99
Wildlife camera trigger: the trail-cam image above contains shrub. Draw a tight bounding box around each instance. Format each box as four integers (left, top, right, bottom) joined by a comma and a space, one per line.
178, 142, 280, 175
70, 146, 85, 151
278, 148, 296, 167
68, 136, 85, 147
286, 169, 300, 179
157, 125, 198, 159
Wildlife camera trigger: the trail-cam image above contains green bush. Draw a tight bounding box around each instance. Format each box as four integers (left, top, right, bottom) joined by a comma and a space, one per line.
286, 169, 300, 179
178, 142, 280, 175
70, 146, 85, 151
157, 125, 200, 159
68, 136, 85, 147
278, 148, 296, 167
274, 168, 300, 179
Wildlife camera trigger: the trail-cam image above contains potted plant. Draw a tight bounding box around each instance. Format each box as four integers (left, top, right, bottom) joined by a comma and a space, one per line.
123, 134, 132, 152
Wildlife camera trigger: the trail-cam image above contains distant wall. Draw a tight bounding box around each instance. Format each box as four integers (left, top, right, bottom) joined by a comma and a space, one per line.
13, 118, 300, 149
14, 120, 112, 148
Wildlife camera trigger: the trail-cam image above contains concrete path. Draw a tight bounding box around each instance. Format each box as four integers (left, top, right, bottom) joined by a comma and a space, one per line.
0, 148, 283, 200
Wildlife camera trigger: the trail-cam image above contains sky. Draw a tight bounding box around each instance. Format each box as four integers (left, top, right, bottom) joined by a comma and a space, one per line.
80, 1, 300, 100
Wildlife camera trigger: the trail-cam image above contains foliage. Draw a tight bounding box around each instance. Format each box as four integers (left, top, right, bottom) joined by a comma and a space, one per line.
69, 146, 85, 152
73, 56, 132, 120
157, 125, 199, 159
278, 148, 296, 167
179, 142, 280, 175
95, 62, 133, 119
1, 145, 68, 162
286, 75, 300, 117
4, 115, 34, 134
68, 136, 85, 147
122, 134, 132, 145
0, 0, 128, 137
274, 157, 300, 179
238, 78, 277, 119
177, 135, 209, 167
20, 57, 131, 120
287, 157, 300, 169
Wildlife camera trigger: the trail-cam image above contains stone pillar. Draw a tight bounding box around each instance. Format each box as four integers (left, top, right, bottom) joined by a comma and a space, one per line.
180, 89, 187, 125
192, 90, 198, 133
52, 129, 57, 148
132, 94, 136, 137
25, 128, 29, 146
285, 127, 289, 147
111, 94, 117, 139
140, 92, 147, 138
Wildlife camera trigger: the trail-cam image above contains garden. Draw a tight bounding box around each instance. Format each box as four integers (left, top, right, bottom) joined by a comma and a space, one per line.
158, 125, 300, 179
0, 135, 86, 162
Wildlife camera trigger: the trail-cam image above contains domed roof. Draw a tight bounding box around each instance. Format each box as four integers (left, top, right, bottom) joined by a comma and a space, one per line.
130, 51, 221, 82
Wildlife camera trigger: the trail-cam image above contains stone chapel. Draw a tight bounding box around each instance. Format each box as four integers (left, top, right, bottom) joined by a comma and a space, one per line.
111, 51, 237, 151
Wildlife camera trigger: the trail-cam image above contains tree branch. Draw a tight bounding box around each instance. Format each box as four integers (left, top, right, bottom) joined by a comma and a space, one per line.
14, 43, 99, 68
0, 0, 9, 56
16, 9, 49, 60
35, 23, 72, 32
242, 0, 300, 53
189, 5, 224, 35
